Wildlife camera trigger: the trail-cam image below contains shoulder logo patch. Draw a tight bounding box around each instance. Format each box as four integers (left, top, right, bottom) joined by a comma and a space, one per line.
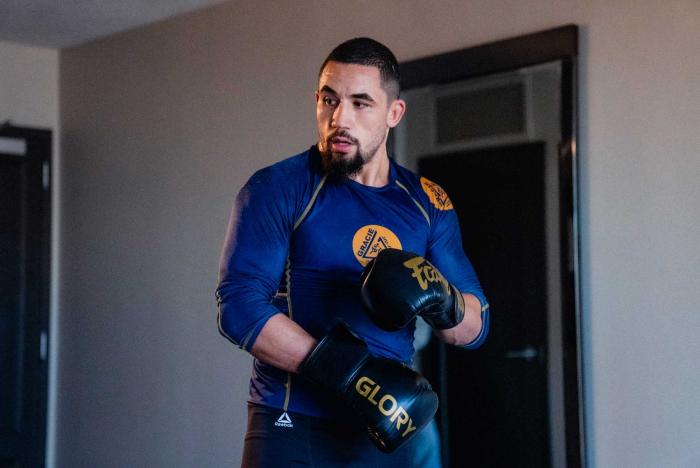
420, 177, 453, 211
352, 225, 402, 266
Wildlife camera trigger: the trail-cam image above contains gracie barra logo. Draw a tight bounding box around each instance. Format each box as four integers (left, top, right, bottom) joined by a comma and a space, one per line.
274, 412, 293, 428
352, 224, 402, 266
420, 177, 453, 211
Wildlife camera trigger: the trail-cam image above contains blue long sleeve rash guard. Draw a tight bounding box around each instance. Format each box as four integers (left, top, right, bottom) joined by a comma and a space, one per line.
216, 146, 489, 418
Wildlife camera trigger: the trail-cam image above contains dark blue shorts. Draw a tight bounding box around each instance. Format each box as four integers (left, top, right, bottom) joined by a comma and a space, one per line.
241, 404, 441, 467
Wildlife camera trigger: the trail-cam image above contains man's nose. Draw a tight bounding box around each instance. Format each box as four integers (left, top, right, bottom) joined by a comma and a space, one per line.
331, 101, 351, 128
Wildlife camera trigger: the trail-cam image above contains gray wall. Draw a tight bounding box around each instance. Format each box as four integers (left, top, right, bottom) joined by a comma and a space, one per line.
57, 0, 700, 467
0, 40, 58, 128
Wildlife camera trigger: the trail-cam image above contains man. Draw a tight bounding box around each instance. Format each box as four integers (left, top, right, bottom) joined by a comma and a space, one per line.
216, 37, 490, 467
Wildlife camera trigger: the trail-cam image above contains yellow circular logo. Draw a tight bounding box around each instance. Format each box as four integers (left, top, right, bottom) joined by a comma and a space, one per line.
352, 225, 402, 266
420, 177, 453, 211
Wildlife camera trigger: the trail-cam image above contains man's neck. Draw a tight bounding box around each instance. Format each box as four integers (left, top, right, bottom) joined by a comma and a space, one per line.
350, 147, 391, 188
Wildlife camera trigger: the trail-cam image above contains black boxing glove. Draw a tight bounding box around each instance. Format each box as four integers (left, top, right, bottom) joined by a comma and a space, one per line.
299, 323, 438, 453
360, 248, 465, 331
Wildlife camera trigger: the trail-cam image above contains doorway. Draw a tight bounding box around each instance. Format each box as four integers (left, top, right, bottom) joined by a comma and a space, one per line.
394, 25, 582, 467
421, 143, 549, 467
0, 125, 51, 468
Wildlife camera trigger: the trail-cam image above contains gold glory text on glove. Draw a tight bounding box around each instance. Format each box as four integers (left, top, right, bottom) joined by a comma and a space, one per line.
355, 376, 417, 437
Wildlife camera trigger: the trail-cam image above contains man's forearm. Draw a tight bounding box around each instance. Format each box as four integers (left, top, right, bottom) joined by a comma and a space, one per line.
251, 293, 483, 369
250, 313, 318, 373
434, 293, 483, 346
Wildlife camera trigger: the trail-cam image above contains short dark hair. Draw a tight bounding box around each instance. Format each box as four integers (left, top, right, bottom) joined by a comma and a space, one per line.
319, 37, 400, 99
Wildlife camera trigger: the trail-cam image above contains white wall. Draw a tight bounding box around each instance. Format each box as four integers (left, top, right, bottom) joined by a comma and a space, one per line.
57, 1, 700, 467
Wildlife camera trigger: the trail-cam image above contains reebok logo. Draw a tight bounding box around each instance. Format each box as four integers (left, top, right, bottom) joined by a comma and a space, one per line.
274, 412, 293, 428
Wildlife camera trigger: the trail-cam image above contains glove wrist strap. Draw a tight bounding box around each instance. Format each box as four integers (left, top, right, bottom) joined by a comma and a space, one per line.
299, 323, 370, 390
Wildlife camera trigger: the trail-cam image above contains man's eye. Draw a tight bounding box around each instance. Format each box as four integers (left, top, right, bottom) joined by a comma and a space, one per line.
323, 96, 337, 106
354, 101, 369, 108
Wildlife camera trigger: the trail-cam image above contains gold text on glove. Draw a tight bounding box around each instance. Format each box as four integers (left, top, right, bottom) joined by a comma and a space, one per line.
355, 376, 417, 437
402, 257, 450, 292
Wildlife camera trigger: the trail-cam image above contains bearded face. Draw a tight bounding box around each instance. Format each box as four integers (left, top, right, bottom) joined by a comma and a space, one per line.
315, 62, 395, 182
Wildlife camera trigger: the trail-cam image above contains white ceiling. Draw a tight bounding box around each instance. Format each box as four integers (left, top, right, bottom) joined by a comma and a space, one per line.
0, 0, 227, 49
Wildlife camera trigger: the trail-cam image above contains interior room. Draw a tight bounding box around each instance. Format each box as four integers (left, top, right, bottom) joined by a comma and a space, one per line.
1, 1, 699, 466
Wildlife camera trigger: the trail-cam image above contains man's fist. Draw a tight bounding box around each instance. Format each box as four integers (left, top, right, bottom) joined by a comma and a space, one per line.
299, 323, 438, 453
360, 248, 465, 331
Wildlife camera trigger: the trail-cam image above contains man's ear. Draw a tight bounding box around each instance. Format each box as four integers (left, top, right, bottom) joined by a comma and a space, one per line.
314, 90, 320, 103
387, 99, 406, 128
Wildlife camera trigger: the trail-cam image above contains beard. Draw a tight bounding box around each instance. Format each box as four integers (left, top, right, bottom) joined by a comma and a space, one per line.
319, 130, 384, 183
320, 149, 365, 183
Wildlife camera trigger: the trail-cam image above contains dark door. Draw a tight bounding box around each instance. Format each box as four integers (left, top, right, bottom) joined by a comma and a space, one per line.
0, 126, 51, 468
420, 142, 550, 468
